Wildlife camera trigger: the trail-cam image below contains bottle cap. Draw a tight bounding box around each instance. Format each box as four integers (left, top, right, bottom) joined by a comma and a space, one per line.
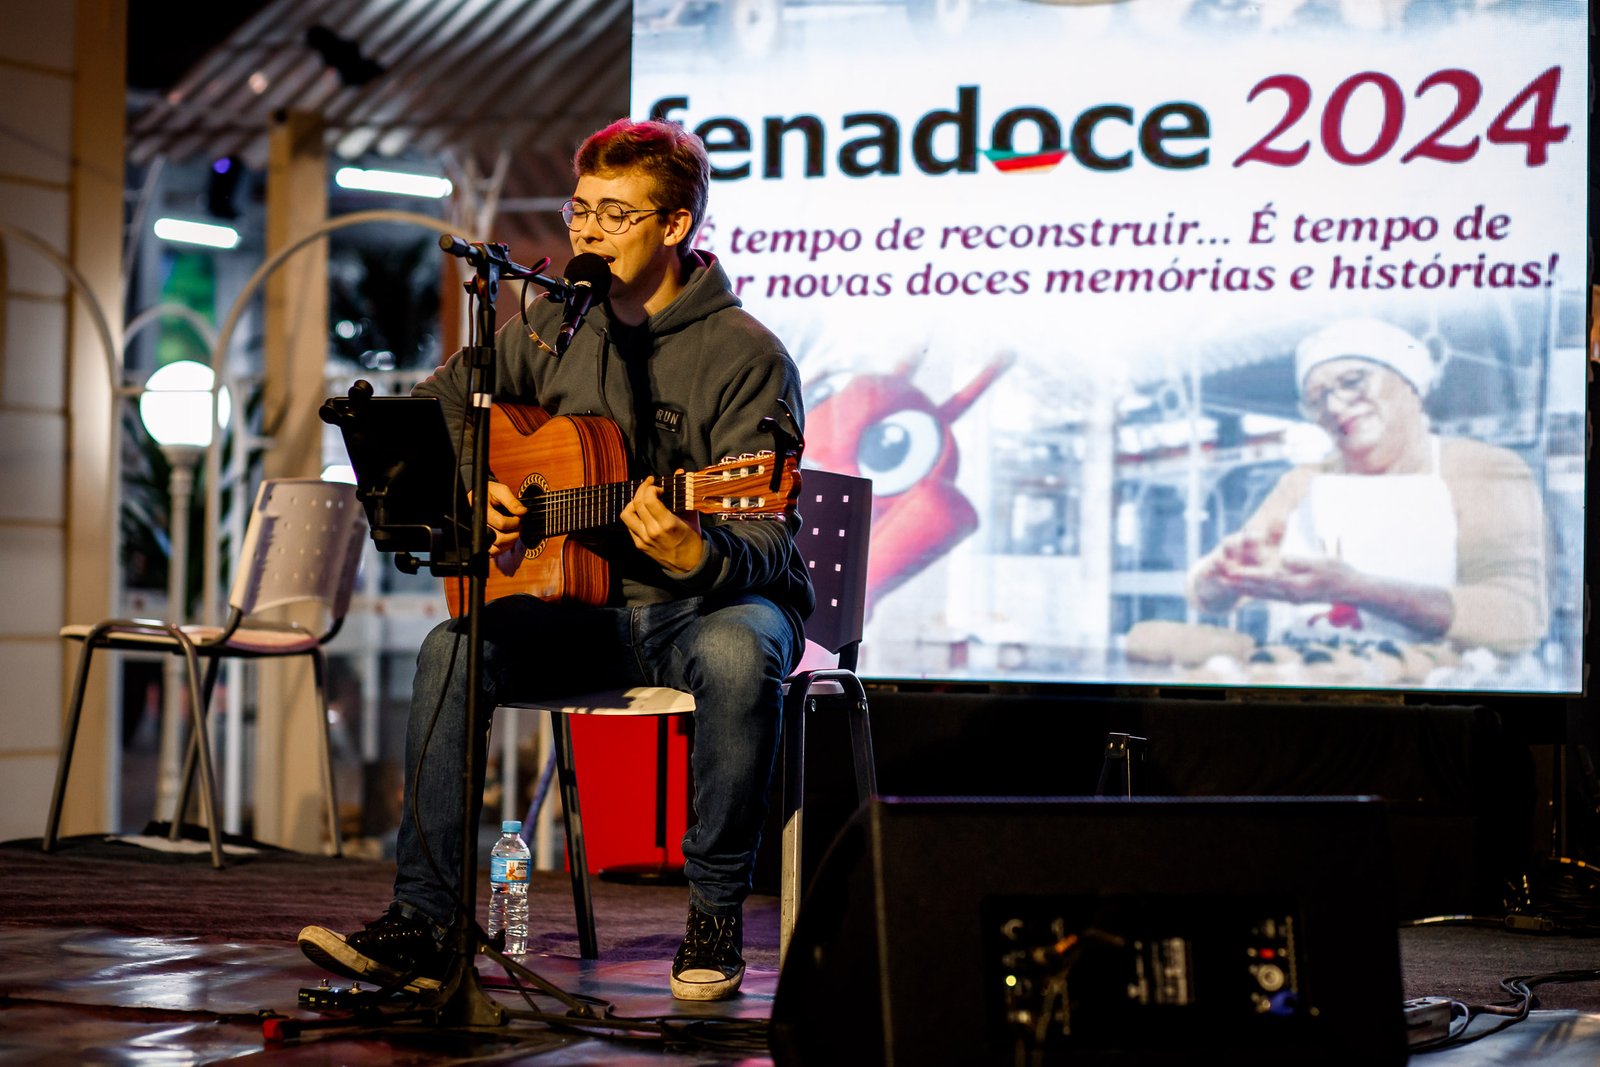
502, 820, 522, 833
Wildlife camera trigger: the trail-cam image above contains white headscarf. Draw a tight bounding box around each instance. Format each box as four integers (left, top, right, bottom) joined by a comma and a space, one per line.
1295, 319, 1435, 397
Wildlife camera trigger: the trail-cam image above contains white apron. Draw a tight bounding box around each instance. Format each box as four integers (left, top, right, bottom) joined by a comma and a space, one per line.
1272, 436, 1457, 644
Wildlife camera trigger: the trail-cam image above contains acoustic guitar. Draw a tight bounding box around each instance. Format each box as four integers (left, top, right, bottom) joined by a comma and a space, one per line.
444, 403, 800, 614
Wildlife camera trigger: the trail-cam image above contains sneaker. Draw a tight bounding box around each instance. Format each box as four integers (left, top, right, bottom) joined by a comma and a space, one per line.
670, 906, 745, 1001
298, 905, 454, 994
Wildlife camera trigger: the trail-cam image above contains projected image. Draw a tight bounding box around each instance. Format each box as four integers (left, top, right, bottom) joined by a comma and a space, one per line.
1120, 295, 1580, 692
802, 350, 1016, 607
633, 0, 1586, 692
634, 0, 978, 60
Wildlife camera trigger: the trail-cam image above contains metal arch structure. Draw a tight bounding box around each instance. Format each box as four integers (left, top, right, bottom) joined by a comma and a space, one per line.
6, 207, 488, 837
0, 228, 228, 833
0, 224, 123, 394
123, 301, 221, 357
0, 226, 221, 392
198, 208, 482, 620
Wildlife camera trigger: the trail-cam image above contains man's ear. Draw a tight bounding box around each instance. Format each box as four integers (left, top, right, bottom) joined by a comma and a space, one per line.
661, 207, 694, 248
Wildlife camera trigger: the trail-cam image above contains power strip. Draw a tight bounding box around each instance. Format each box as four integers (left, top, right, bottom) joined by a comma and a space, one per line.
1403, 996, 1456, 1047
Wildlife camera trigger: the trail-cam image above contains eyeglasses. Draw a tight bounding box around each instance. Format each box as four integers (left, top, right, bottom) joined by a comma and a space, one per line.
560, 199, 665, 233
1300, 368, 1375, 418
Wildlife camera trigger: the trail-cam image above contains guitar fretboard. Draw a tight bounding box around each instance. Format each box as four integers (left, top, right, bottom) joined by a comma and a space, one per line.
521, 475, 681, 538
518, 456, 783, 539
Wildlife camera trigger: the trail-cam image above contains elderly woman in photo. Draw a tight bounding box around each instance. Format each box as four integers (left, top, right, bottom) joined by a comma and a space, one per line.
1188, 318, 1548, 656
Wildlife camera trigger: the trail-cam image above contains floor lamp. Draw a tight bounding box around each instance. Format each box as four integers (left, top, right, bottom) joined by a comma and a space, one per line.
137, 359, 230, 826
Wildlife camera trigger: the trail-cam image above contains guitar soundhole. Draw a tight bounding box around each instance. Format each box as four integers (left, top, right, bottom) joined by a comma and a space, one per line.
517, 476, 548, 558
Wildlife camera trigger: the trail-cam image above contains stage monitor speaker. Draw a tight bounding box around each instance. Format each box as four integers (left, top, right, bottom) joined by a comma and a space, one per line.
770, 796, 1405, 1066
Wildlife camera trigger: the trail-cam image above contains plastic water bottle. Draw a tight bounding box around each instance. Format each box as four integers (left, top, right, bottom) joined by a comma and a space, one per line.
487, 819, 530, 956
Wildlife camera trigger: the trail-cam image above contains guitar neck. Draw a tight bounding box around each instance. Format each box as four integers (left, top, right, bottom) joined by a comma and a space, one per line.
528, 473, 694, 538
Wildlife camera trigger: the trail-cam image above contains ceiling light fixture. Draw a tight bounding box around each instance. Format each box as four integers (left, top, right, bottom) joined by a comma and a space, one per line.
153, 217, 241, 249
335, 166, 452, 199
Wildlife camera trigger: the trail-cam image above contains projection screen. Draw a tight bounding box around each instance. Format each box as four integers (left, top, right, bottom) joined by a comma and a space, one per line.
631, 0, 1587, 694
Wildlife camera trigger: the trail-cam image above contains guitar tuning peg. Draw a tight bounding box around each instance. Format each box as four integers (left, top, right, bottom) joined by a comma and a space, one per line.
756, 449, 774, 457
739, 452, 756, 460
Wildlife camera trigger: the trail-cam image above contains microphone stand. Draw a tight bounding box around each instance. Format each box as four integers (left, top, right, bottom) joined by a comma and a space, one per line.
427, 237, 578, 1026
309, 239, 602, 1039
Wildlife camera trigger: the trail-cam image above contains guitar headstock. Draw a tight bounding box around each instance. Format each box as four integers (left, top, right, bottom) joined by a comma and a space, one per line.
685, 451, 801, 519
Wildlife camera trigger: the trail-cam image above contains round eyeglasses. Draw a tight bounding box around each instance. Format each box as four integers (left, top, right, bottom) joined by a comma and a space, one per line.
560, 199, 666, 233
1300, 367, 1375, 419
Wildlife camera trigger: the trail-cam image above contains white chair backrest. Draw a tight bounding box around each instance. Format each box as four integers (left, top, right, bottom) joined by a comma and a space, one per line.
229, 478, 367, 624
793, 468, 872, 660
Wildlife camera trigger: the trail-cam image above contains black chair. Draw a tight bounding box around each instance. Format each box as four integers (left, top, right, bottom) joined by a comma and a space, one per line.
502, 468, 878, 961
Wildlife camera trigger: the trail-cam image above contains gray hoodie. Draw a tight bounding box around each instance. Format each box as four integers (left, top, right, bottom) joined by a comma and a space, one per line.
413, 250, 814, 637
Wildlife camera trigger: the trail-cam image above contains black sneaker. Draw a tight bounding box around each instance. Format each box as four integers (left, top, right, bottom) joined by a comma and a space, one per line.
670, 906, 745, 1001
298, 905, 454, 994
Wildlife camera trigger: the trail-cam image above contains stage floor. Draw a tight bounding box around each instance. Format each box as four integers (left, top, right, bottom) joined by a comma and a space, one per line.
1, 835, 1597, 1064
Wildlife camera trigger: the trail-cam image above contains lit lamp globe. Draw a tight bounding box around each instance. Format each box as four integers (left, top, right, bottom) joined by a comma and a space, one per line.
138, 359, 231, 456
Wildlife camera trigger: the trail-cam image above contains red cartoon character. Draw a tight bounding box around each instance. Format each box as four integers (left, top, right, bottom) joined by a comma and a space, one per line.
803, 351, 1014, 607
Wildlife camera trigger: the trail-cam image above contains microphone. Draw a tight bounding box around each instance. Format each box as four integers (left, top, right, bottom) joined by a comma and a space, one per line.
436, 234, 548, 280
555, 253, 612, 355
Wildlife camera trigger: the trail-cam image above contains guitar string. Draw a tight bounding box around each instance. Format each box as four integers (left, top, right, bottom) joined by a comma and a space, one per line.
514, 464, 782, 535
519, 474, 687, 534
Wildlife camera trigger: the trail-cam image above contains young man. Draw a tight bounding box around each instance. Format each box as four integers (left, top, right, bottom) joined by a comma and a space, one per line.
299, 118, 812, 1001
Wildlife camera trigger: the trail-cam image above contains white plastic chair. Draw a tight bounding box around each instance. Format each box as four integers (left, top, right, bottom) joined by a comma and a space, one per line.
42, 478, 367, 868
503, 468, 877, 962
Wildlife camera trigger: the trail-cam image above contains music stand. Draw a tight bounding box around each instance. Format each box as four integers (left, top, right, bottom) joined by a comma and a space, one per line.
320, 384, 470, 562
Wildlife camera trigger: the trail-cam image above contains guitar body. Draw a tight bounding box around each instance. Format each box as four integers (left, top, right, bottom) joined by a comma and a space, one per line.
443, 401, 799, 616
445, 404, 629, 615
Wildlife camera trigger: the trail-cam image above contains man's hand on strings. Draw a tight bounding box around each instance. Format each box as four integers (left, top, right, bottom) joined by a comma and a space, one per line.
468, 480, 526, 557
621, 475, 705, 573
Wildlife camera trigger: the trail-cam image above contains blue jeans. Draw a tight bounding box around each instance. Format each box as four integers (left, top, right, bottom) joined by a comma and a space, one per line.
392, 592, 802, 931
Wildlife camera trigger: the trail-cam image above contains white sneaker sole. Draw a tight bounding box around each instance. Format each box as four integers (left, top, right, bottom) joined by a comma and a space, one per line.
296, 925, 442, 994
670, 962, 746, 1001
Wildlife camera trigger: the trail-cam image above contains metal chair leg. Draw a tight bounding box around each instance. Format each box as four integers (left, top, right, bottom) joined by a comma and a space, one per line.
173, 657, 222, 837
42, 631, 108, 853
169, 641, 224, 868
551, 713, 598, 959
778, 683, 807, 967
312, 649, 343, 857
846, 692, 877, 802
522, 746, 557, 856
776, 672, 877, 966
